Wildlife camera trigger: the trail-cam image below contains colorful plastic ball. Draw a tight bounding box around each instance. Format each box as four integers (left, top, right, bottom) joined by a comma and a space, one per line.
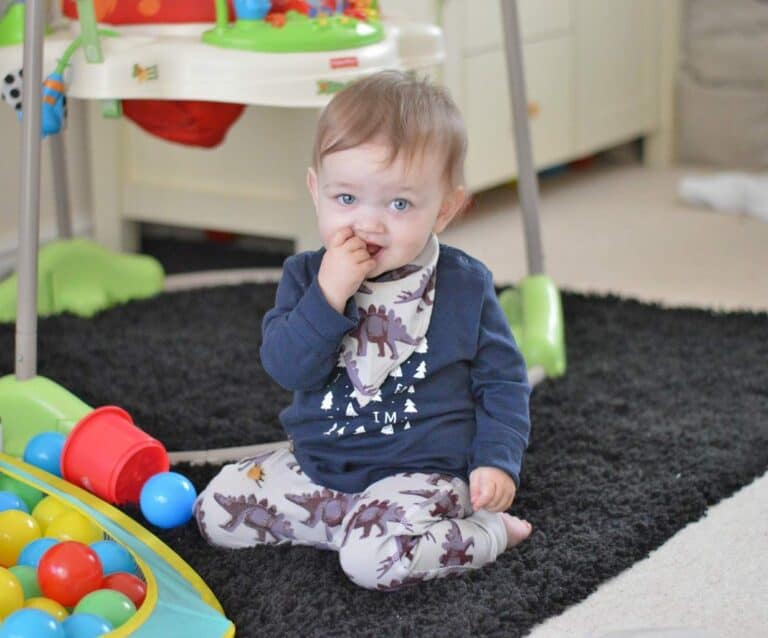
24, 597, 69, 622
63, 613, 113, 638
17, 537, 58, 568
8, 566, 41, 600
139, 471, 197, 529
23, 432, 67, 477
89, 541, 138, 577
0, 475, 43, 512
101, 572, 146, 608
32, 497, 72, 534
0, 608, 66, 638
37, 541, 103, 607
0, 492, 28, 514
74, 590, 135, 629
0, 567, 24, 620
45, 511, 103, 545
0, 511, 41, 567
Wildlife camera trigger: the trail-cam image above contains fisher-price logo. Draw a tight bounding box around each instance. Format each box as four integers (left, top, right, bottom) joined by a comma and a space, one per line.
330, 56, 359, 70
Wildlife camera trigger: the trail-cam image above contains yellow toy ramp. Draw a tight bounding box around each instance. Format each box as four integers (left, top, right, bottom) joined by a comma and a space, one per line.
0, 454, 235, 638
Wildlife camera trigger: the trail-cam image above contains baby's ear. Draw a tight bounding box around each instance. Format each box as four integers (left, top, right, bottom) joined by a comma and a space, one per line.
433, 186, 467, 234
306, 167, 319, 210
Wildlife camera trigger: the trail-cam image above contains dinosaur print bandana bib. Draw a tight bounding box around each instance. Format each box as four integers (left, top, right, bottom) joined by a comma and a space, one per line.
340, 234, 439, 408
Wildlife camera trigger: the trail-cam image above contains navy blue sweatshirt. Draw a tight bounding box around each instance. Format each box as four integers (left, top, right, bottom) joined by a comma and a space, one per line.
259, 245, 531, 494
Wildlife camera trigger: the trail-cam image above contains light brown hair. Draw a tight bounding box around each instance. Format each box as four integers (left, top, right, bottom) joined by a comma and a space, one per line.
312, 70, 468, 191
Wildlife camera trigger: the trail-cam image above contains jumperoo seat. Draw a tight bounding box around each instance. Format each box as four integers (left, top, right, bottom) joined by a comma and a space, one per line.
499, 274, 566, 379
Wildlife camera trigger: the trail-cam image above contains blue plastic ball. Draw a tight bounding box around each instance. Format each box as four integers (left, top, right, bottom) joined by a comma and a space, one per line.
17, 537, 59, 568
0, 491, 29, 513
89, 540, 138, 576
62, 613, 113, 638
23, 432, 67, 477
0, 608, 66, 638
139, 472, 197, 529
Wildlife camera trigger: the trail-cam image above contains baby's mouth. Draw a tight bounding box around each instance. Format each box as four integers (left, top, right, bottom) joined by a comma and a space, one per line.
366, 243, 382, 257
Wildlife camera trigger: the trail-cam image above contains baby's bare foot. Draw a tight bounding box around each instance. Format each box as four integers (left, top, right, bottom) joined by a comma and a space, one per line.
501, 513, 532, 548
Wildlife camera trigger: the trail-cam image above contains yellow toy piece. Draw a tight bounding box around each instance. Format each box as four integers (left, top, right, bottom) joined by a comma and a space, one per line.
32, 496, 73, 534
24, 597, 69, 622
0, 511, 41, 567
45, 510, 103, 544
0, 567, 24, 620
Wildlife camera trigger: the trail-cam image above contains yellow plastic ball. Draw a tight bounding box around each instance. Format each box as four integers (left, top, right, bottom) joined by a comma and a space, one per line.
32, 496, 73, 534
24, 596, 69, 621
0, 567, 24, 620
45, 511, 103, 544
0, 510, 42, 567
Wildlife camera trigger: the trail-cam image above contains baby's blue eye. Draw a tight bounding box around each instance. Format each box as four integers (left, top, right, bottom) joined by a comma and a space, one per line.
391, 198, 411, 212
337, 194, 356, 206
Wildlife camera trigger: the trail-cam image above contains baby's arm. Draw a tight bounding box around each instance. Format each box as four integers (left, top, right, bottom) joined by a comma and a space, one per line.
468, 269, 531, 507
260, 254, 357, 391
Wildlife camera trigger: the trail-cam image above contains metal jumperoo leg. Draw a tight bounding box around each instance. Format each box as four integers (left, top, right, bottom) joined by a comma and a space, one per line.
500, 0, 545, 276
50, 133, 73, 239
15, 0, 46, 379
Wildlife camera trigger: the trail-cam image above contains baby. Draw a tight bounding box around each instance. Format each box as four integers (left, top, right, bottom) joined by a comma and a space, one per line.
195, 70, 532, 591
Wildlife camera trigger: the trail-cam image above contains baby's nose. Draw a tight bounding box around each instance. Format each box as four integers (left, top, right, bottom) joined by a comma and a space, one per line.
353, 212, 386, 235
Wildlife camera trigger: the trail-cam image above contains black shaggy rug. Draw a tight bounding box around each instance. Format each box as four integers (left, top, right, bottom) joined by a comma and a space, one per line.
1, 283, 767, 638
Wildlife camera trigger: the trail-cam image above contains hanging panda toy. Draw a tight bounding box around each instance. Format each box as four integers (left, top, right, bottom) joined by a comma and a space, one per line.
1, 68, 23, 113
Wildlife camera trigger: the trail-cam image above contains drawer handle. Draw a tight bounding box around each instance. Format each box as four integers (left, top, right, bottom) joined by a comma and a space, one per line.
528, 101, 541, 118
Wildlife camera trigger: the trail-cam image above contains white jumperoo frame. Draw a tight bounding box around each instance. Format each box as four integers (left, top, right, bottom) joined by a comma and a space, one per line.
14, 0, 545, 380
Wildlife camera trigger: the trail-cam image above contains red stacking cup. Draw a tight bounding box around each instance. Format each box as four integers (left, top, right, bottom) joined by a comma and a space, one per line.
61, 406, 170, 505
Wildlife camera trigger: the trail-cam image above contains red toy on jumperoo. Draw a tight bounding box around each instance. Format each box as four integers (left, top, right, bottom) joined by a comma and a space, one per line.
60, 0, 246, 147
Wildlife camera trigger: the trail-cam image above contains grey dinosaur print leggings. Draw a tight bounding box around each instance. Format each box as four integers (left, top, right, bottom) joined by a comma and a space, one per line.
194, 447, 509, 591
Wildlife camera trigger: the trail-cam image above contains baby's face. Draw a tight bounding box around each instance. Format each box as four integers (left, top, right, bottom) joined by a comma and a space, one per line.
308, 140, 460, 278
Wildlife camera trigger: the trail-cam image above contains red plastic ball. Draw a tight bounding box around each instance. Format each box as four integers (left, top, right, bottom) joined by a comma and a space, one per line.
102, 572, 147, 608
37, 541, 103, 607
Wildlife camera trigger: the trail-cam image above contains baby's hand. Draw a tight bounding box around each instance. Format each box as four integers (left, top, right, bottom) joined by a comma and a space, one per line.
318, 227, 377, 313
469, 466, 517, 513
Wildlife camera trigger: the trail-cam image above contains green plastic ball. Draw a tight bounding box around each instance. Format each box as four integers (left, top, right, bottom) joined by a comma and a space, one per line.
74, 589, 136, 629
8, 565, 41, 599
